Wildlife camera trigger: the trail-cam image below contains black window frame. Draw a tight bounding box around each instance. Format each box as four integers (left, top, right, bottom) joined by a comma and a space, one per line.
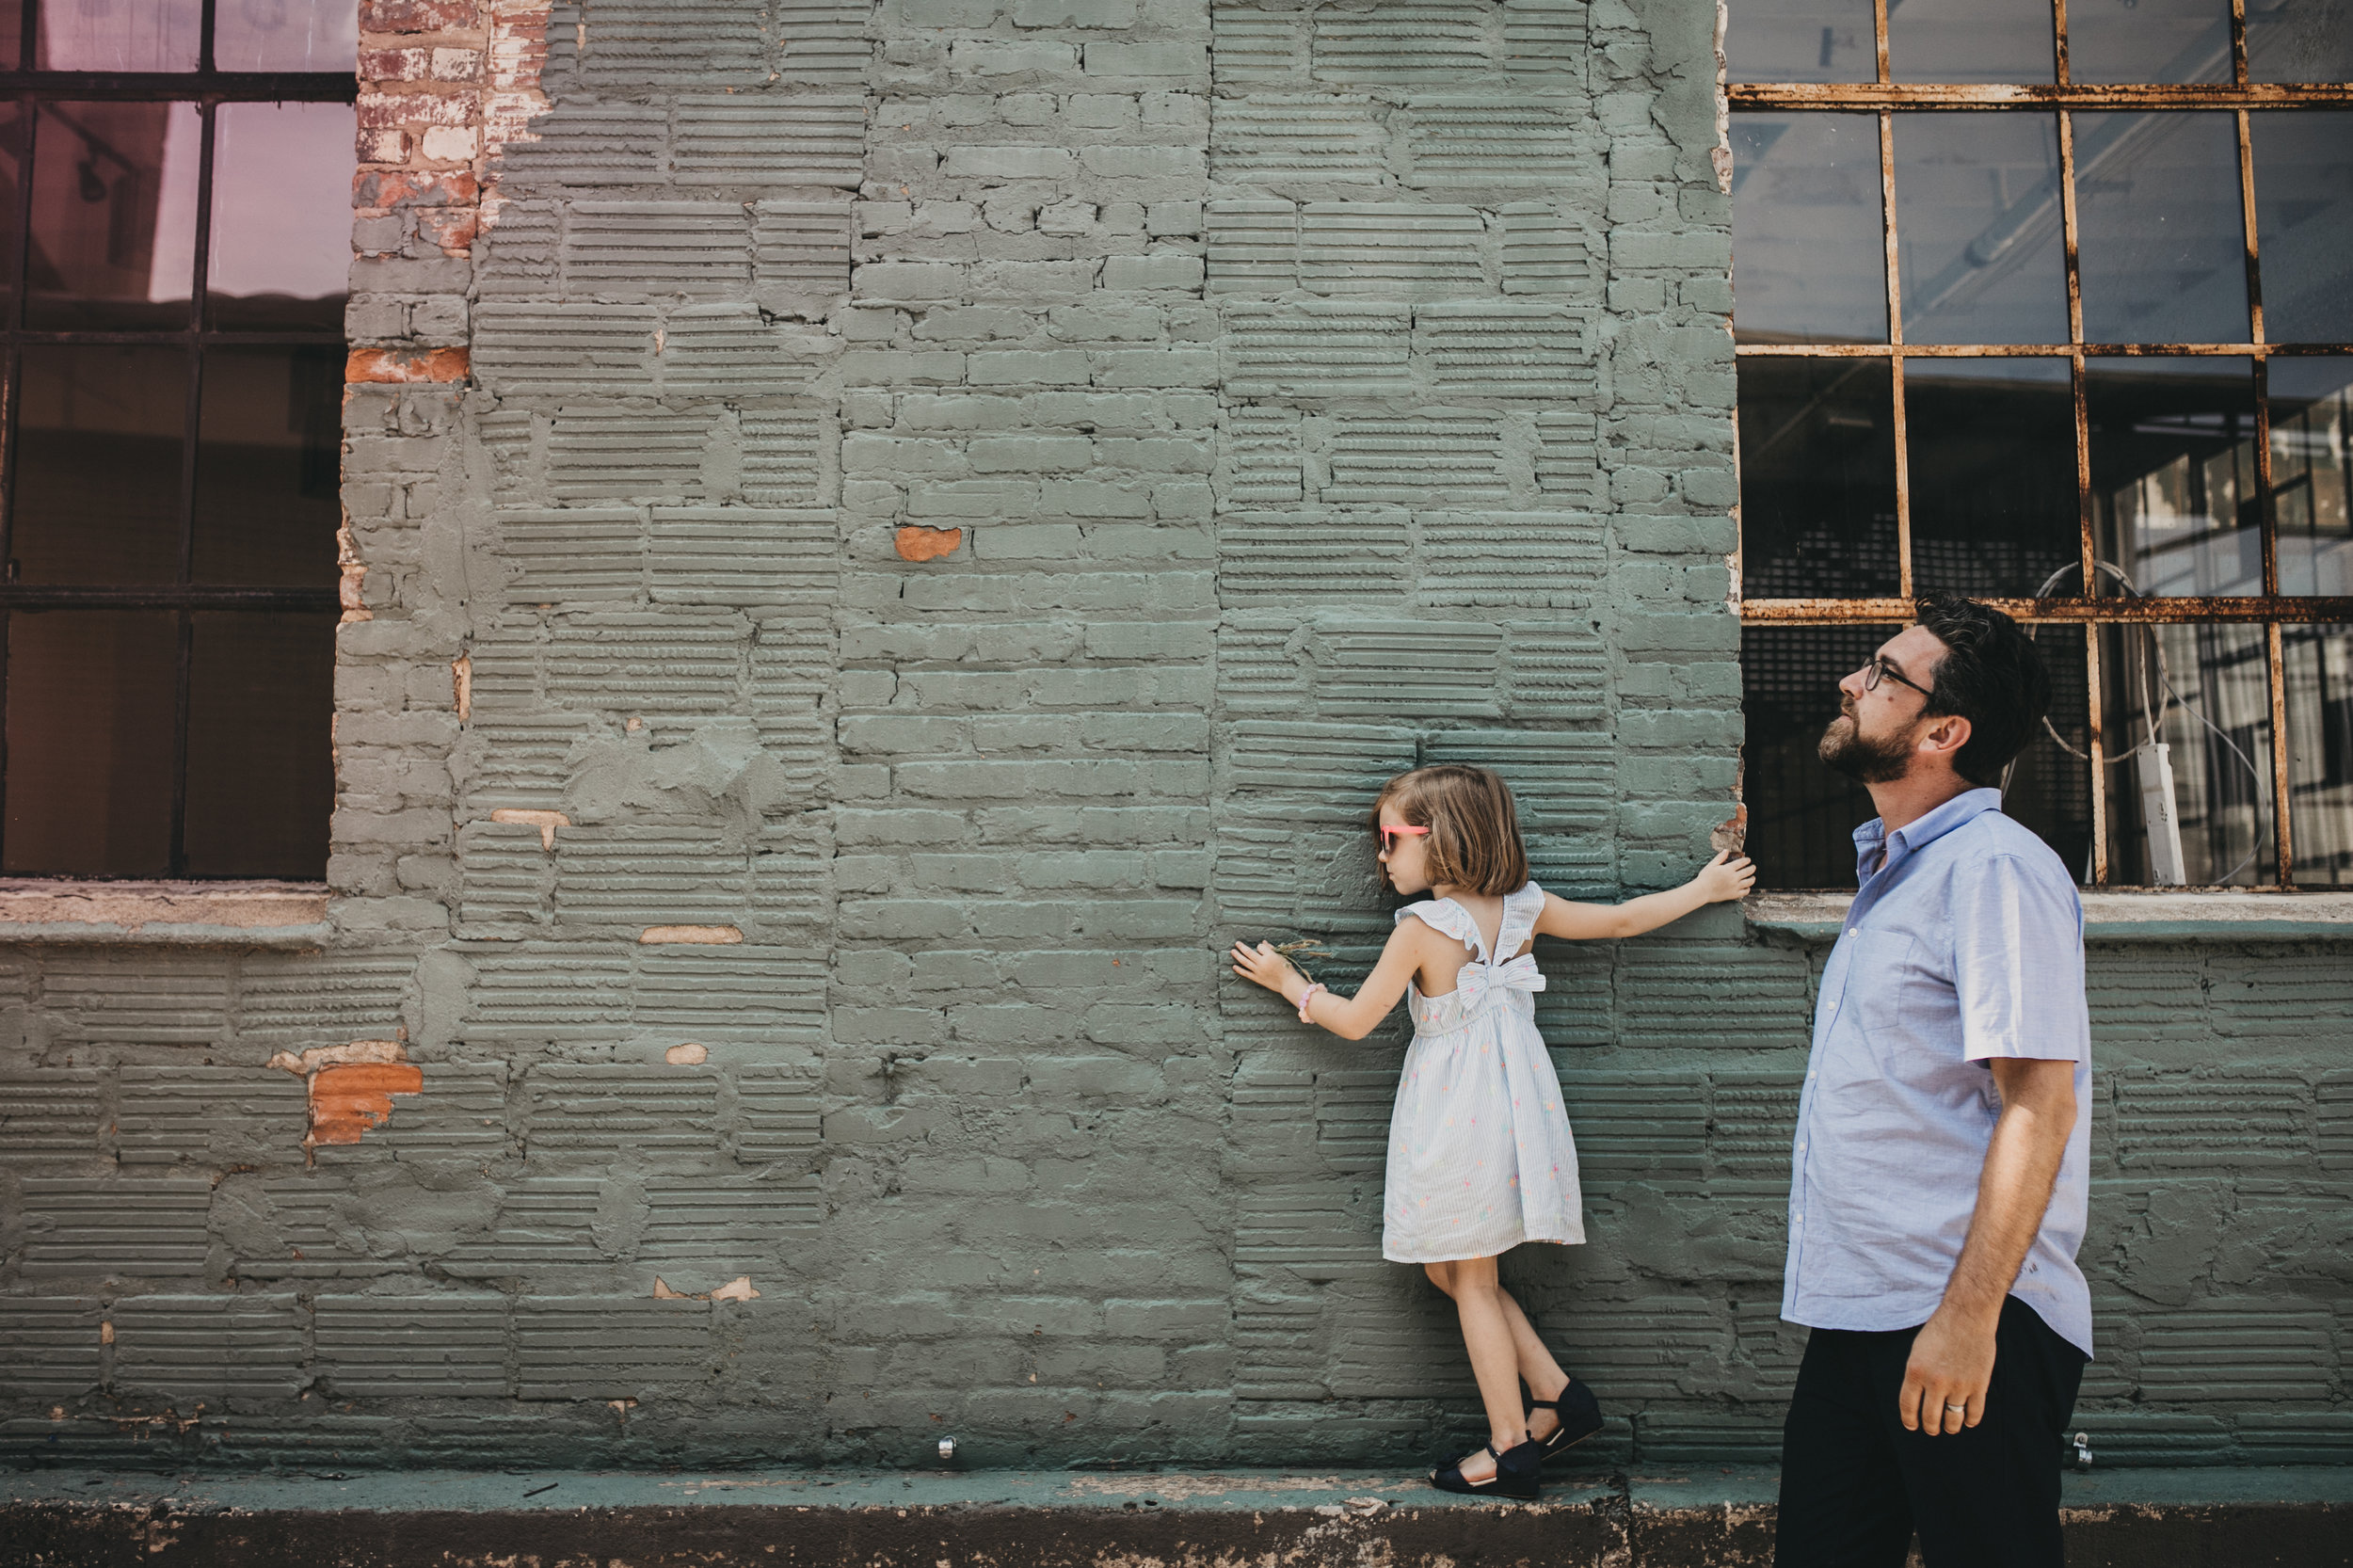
1, 0, 354, 878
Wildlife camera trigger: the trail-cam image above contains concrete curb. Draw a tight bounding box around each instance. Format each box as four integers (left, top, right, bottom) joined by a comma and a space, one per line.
7, 1465, 2352, 1566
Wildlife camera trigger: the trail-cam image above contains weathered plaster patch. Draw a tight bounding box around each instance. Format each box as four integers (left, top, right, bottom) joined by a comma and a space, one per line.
307, 1064, 425, 1146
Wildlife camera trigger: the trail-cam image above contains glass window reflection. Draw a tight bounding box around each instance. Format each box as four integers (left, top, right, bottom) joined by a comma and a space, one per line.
1725, 0, 1878, 83
2283, 624, 2353, 886
2073, 112, 2249, 345
36, 0, 200, 70
1737, 357, 1902, 599
1888, 0, 2054, 82
13, 345, 188, 586
195, 346, 344, 587
2067, 0, 2233, 84
2102, 622, 2274, 885
5, 612, 179, 877
1907, 357, 2079, 597
1894, 112, 2070, 345
2250, 111, 2353, 344
27, 101, 200, 331
2246, 0, 2353, 83
2089, 357, 2262, 599
1733, 113, 1887, 345
208, 103, 358, 331
2271, 359, 2353, 598
215, 0, 360, 72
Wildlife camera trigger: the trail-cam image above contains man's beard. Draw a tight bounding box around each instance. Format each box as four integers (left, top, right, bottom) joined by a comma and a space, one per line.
1817, 707, 1915, 784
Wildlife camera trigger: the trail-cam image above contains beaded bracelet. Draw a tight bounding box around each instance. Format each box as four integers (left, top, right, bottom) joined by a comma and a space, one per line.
1296, 983, 1327, 1023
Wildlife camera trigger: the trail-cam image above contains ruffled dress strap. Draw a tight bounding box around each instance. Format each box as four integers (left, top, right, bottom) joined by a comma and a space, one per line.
1396, 897, 1485, 959
1497, 880, 1545, 958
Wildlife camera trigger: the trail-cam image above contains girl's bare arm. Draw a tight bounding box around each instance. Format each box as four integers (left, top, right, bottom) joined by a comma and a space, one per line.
1230, 920, 1433, 1040
1532, 851, 1756, 942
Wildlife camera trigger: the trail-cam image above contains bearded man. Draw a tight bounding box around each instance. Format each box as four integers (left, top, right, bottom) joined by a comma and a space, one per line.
1774, 593, 2094, 1568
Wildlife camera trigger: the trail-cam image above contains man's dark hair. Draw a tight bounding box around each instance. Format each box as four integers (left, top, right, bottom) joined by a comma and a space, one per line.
1913, 592, 2051, 786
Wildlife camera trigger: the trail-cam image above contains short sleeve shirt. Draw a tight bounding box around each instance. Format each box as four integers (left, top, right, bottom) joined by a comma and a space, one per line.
1781, 788, 2095, 1356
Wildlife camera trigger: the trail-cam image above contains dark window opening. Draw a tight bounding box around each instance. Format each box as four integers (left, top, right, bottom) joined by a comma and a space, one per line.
0, 0, 355, 878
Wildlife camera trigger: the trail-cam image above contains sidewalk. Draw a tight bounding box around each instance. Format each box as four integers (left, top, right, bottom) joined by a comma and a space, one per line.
6, 1464, 2350, 1566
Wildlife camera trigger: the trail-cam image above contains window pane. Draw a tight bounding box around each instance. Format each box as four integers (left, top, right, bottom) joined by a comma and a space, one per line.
216, 0, 360, 71
1725, 0, 1877, 83
4, 611, 176, 877
2089, 357, 2263, 599
2068, 0, 2233, 83
1908, 358, 2078, 597
184, 614, 334, 879
2272, 358, 2353, 597
2283, 624, 2353, 886
1741, 624, 1891, 889
195, 346, 344, 587
13, 345, 187, 587
1737, 357, 1900, 598
208, 103, 358, 332
1893, 112, 2070, 345
2073, 113, 2249, 345
0, 0, 18, 68
1889, 0, 2055, 83
28, 101, 200, 331
2008, 624, 2097, 882
2246, 0, 2353, 82
1732, 113, 1887, 345
36, 0, 200, 70
2101, 622, 2273, 886
2249, 111, 2353, 344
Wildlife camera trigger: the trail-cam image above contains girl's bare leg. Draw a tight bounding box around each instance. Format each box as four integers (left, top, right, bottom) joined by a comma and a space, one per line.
1494, 1286, 1572, 1443
1423, 1256, 1534, 1483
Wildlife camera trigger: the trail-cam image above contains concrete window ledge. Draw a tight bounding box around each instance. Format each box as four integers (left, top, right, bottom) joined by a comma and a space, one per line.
3, 1465, 2347, 1567
1748, 889, 2353, 943
0, 879, 329, 948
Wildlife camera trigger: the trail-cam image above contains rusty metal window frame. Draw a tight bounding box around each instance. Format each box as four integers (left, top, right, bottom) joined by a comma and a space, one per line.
1729, 0, 2353, 888
0, 0, 353, 877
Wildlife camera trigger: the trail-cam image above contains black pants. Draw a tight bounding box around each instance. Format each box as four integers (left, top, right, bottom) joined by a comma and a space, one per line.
1775, 1295, 2088, 1568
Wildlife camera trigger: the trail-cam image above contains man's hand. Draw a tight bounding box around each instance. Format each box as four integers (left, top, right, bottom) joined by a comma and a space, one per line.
1900, 1304, 1997, 1435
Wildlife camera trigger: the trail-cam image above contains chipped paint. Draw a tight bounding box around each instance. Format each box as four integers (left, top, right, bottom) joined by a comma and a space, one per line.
305, 1063, 425, 1147
895, 526, 963, 563
639, 925, 743, 945
264, 1040, 409, 1078
488, 808, 569, 850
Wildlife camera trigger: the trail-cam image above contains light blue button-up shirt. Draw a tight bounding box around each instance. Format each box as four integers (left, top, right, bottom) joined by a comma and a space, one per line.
1782, 787, 2094, 1357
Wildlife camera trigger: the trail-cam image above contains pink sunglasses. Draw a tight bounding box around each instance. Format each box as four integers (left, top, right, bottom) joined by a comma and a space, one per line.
1376, 824, 1432, 853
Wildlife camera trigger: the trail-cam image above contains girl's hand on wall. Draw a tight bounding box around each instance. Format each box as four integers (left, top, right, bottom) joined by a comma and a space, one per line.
1230, 940, 1302, 1003
1693, 850, 1757, 904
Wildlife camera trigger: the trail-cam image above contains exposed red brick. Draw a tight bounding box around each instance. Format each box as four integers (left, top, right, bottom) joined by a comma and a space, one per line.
307, 1063, 424, 1146
360, 0, 481, 33
897, 525, 964, 562
416, 205, 479, 251
355, 168, 479, 209
347, 346, 472, 383
357, 89, 479, 132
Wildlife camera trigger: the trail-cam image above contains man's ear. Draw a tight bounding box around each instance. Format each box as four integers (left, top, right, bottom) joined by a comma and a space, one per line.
1916, 712, 1972, 762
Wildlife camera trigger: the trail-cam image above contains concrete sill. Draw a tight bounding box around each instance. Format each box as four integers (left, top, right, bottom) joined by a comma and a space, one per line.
1748, 888, 2353, 943
0, 879, 329, 948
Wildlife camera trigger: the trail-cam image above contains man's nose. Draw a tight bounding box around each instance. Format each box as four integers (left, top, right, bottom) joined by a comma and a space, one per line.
1838, 665, 1868, 700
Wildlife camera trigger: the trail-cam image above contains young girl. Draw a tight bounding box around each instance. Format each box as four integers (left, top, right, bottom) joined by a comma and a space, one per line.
1231, 764, 1754, 1501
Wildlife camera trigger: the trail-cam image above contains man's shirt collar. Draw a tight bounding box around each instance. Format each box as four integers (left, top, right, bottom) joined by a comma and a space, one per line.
1852, 786, 2005, 884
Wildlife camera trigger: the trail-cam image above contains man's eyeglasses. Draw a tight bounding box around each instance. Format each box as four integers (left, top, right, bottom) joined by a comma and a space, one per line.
1376, 824, 1432, 854
1864, 655, 1934, 701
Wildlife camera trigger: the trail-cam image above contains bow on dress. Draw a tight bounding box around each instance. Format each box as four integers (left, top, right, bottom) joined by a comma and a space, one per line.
1450, 952, 1547, 1012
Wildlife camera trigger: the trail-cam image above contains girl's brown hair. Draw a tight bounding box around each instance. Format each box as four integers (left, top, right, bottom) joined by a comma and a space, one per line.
1369, 764, 1529, 897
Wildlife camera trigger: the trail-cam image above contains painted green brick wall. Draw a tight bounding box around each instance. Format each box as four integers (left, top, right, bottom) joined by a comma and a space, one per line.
2, 0, 2349, 1473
